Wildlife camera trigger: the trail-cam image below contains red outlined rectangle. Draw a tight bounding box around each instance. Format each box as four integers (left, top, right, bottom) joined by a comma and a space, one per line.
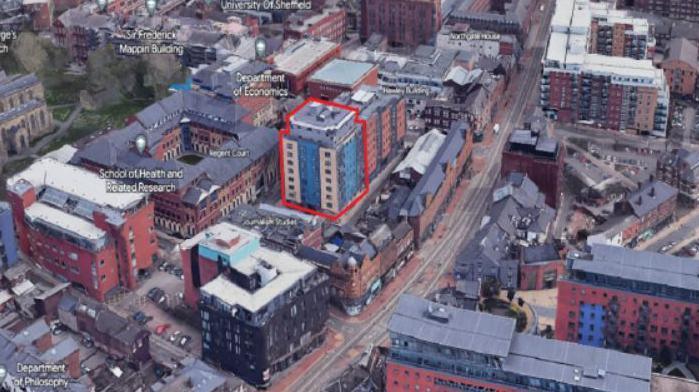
279, 97, 370, 221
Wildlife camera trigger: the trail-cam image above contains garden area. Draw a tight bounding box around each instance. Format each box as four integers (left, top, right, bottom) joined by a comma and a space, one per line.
480, 281, 529, 333
40, 100, 152, 155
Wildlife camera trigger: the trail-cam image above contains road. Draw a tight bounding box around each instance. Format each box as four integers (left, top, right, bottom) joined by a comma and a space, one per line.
638, 209, 699, 253
285, 1, 555, 390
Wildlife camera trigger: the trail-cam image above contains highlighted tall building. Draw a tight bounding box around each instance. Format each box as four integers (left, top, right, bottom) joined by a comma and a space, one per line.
282, 100, 367, 217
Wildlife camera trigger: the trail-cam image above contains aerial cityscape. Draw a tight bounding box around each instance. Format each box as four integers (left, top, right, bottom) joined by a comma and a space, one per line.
1, 0, 699, 391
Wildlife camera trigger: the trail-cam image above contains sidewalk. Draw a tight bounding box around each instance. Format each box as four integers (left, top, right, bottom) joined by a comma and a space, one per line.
638, 208, 699, 250
268, 328, 345, 392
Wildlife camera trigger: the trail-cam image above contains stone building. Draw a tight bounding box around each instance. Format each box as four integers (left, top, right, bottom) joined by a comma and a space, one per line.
0, 72, 53, 165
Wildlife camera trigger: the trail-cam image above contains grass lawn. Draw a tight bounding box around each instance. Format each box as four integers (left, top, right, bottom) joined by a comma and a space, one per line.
40, 99, 152, 155
52, 106, 73, 122
177, 154, 204, 165
43, 74, 89, 106
2, 157, 34, 176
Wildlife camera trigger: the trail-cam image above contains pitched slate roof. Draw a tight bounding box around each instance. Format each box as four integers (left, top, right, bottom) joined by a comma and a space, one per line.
400, 121, 468, 217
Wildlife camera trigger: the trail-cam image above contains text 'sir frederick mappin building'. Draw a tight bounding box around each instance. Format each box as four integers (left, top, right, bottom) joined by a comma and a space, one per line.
284, 102, 365, 215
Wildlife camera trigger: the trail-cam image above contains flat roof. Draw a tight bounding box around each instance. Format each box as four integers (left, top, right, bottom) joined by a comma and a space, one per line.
505, 333, 651, 392
25, 203, 107, 241
309, 59, 375, 86
179, 221, 260, 253
571, 244, 699, 292
7, 158, 145, 211
274, 39, 339, 76
200, 247, 316, 313
388, 294, 515, 358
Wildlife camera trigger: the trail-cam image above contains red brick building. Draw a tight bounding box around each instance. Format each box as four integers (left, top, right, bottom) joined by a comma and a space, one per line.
1, 319, 82, 382
273, 39, 341, 95
73, 91, 279, 238
557, 245, 699, 361
335, 85, 406, 178
661, 38, 699, 97
360, 0, 442, 47
180, 223, 262, 308
107, 0, 141, 15
7, 158, 157, 302
24, 0, 53, 31
53, 8, 115, 63
620, 179, 677, 245
307, 59, 378, 101
501, 129, 564, 208
518, 244, 564, 290
66, 294, 151, 365
284, 8, 347, 42
387, 294, 652, 392
399, 121, 473, 246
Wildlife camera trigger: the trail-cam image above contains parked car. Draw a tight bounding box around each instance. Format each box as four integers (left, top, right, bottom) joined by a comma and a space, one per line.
50, 322, 65, 336
81, 336, 94, 348
133, 311, 146, 323
147, 287, 166, 304
158, 262, 170, 272
168, 331, 181, 343
155, 324, 170, 336
147, 287, 161, 300
179, 335, 191, 348
171, 267, 183, 276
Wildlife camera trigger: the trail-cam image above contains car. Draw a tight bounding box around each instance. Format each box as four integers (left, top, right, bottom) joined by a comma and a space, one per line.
154, 365, 170, 379
660, 242, 676, 253
147, 287, 161, 300
163, 264, 175, 273
179, 335, 191, 347
158, 262, 170, 272
169, 331, 181, 343
171, 267, 183, 276
132, 311, 146, 322
148, 287, 165, 303
50, 323, 65, 335
155, 324, 170, 336
105, 355, 121, 367
81, 365, 91, 375
139, 315, 153, 325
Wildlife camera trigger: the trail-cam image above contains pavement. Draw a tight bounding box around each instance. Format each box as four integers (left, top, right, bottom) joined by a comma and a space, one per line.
637, 208, 699, 252
662, 362, 697, 381
516, 288, 558, 331
561, 141, 637, 188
